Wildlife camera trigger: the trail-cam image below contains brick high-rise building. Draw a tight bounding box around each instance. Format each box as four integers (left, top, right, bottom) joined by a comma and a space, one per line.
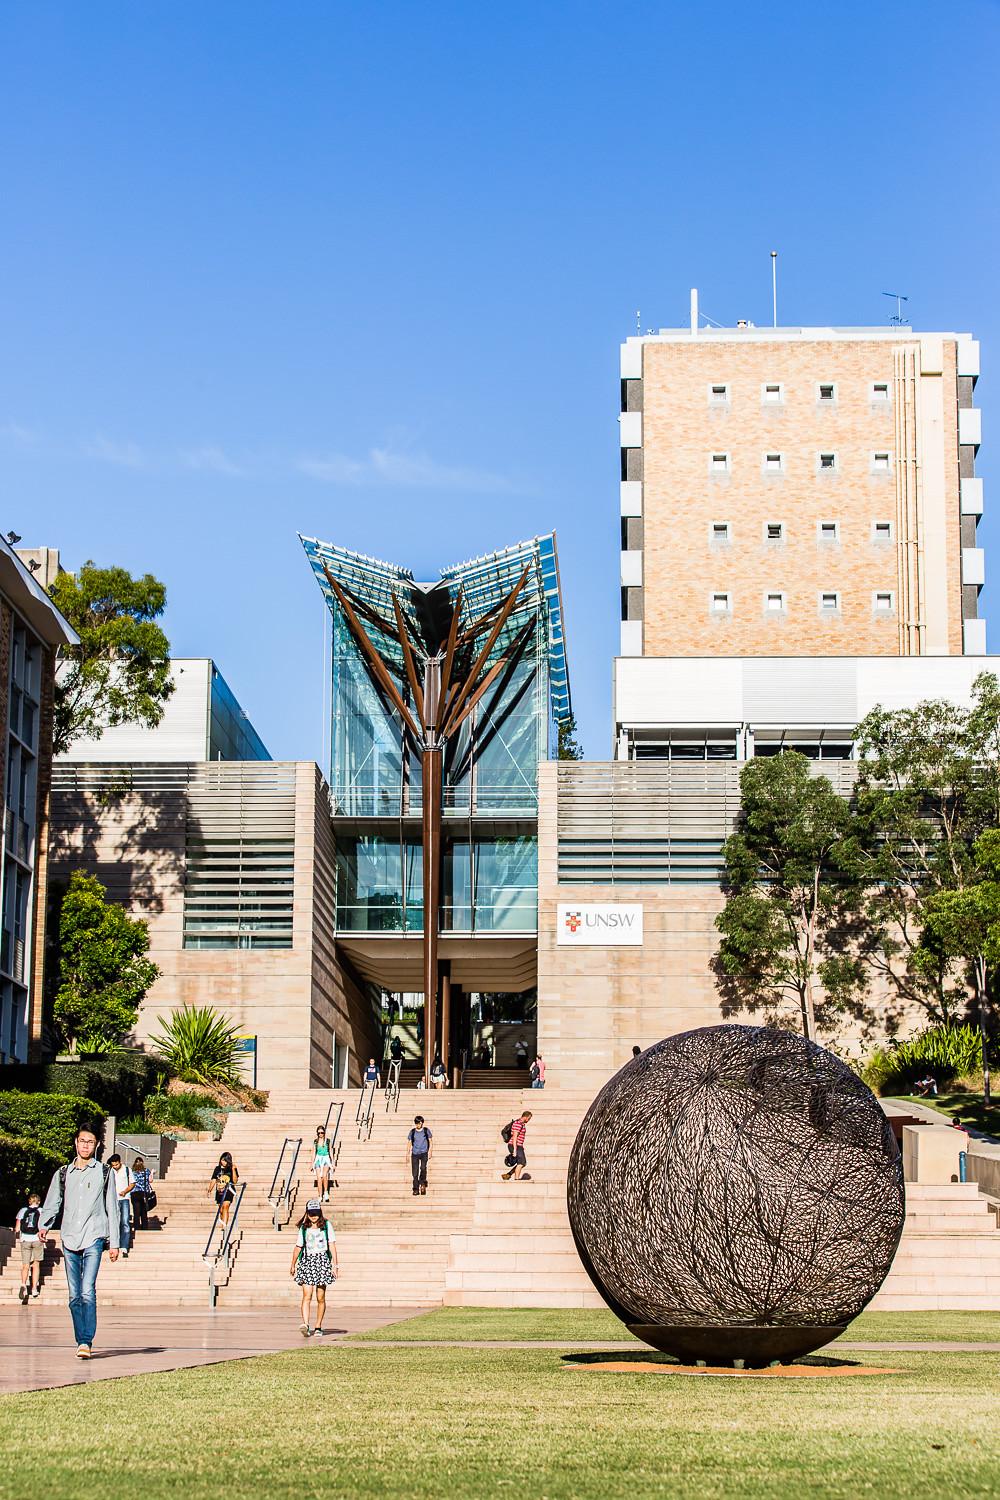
614, 304, 986, 762
619, 308, 983, 663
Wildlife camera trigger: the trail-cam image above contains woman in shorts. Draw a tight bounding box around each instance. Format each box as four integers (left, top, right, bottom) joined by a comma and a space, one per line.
208, 1151, 239, 1225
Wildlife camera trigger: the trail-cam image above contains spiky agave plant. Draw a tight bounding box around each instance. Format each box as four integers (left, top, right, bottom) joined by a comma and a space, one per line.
149, 1005, 243, 1085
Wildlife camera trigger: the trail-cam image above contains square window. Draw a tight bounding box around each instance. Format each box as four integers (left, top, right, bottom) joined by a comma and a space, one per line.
872, 520, 893, 542
765, 591, 786, 613
763, 452, 783, 472
710, 591, 731, 614
765, 522, 784, 542
710, 452, 730, 473
709, 383, 730, 404
819, 591, 840, 612
819, 452, 837, 470
711, 521, 731, 543
872, 451, 891, 472
873, 590, 895, 613
818, 520, 839, 542
818, 382, 836, 402
762, 383, 784, 404
871, 382, 890, 401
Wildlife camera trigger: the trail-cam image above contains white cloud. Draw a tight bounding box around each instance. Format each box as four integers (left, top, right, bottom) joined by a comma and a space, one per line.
0, 421, 41, 447
297, 446, 521, 494
180, 445, 246, 477
87, 434, 148, 469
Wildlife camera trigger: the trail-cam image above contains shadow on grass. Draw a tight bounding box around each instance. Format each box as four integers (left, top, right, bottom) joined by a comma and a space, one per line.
562, 1352, 866, 1371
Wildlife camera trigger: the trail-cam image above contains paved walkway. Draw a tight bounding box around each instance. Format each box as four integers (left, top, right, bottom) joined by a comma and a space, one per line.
4, 1310, 995, 1396
0, 1305, 421, 1396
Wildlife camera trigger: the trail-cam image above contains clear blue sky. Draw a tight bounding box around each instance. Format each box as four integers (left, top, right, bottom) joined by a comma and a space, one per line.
4, 2, 998, 761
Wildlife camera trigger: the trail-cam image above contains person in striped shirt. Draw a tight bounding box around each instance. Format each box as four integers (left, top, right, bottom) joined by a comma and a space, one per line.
502, 1110, 532, 1182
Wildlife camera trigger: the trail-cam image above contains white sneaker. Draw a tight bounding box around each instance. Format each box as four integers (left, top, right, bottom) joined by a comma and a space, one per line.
32, 1287, 40, 1298
300, 1324, 311, 1338
76, 1344, 91, 1359
312, 1328, 324, 1339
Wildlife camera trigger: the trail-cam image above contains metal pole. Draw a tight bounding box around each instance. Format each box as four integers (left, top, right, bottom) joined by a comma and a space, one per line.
771, 251, 777, 328
441, 970, 451, 1074
421, 746, 442, 1085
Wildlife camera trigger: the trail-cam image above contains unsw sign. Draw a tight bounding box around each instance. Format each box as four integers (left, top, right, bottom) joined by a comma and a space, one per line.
556, 903, 643, 946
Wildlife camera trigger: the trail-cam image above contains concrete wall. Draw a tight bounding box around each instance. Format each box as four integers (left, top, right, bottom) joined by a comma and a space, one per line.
47, 761, 378, 1092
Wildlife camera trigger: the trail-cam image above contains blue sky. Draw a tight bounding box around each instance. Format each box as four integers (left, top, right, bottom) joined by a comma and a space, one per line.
3, 1, 998, 761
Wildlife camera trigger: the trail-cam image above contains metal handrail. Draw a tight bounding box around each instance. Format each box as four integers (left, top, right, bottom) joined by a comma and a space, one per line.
384, 1058, 402, 1112
357, 1078, 376, 1141
326, 1101, 345, 1177
204, 1180, 246, 1307
268, 1137, 302, 1231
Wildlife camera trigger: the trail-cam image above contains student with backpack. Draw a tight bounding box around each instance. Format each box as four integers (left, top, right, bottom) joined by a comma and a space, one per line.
312, 1125, 334, 1202
501, 1111, 533, 1181
290, 1199, 338, 1338
38, 1121, 120, 1358
406, 1115, 433, 1195
15, 1192, 44, 1302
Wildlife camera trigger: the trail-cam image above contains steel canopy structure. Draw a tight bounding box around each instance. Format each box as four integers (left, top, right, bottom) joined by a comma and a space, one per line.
301, 533, 571, 1079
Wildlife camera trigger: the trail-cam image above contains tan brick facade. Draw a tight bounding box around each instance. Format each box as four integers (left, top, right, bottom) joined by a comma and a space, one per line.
638, 336, 964, 657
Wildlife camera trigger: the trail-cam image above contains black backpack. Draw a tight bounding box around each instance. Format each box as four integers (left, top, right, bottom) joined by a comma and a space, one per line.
48, 1162, 113, 1230
500, 1120, 514, 1144
20, 1205, 41, 1236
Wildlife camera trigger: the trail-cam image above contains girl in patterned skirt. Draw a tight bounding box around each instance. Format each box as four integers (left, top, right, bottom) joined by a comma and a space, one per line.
290, 1199, 338, 1337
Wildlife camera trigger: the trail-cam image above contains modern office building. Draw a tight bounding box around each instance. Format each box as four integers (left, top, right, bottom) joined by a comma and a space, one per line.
535, 308, 995, 1091
0, 539, 78, 1063
301, 533, 571, 1075
62, 658, 271, 764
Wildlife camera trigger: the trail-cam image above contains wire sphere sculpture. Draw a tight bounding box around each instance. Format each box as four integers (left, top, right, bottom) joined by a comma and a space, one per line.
567, 1025, 905, 1365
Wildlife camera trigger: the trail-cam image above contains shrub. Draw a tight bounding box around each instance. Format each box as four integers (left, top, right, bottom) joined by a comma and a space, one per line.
0, 1052, 160, 1116
0, 1091, 106, 1159
149, 1006, 242, 1085
116, 1115, 148, 1134
863, 1024, 984, 1095
143, 1090, 221, 1132
0, 1131, 63, 1223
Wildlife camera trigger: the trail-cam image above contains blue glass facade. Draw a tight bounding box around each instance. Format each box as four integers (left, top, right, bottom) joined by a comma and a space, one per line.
301, 534, 570, 939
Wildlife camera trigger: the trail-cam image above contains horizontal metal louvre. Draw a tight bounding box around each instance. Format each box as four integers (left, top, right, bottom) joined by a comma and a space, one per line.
557, 762, 739, 885
556, 761, 858, 884
52, 762, 297, 948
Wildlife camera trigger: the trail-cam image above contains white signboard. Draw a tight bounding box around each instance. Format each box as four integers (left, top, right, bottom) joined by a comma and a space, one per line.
557, 903, 644, 946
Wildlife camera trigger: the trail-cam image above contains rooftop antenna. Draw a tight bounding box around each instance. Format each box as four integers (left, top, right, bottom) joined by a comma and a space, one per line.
882, 291, 909, 326
770, 251, 778, 328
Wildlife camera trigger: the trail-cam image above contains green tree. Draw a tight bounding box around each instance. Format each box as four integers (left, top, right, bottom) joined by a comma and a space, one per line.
48, 562, 173, 754
915, 828, 1000, 1103
53, 873, 159, 1053
714, 752, 868, 1041
853, 673, 1000, 1027
557, 713, 583, 760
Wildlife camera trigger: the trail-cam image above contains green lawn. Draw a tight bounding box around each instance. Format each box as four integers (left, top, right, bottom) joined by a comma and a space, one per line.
356, 1305, 1000, 1346
891, 1090, 1000, 1139
1, 1345, 998, 1499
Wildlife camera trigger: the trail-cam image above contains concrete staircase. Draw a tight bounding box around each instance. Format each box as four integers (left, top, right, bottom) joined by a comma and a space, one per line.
5, 1088, 998, 1312
870, 1183, 1000, 1310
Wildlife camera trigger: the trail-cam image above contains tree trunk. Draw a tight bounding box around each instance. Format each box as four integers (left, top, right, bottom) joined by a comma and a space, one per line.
976, 956, 992, 1107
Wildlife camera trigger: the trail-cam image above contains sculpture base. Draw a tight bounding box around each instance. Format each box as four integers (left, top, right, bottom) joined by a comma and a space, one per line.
627, 1322, 848, 1367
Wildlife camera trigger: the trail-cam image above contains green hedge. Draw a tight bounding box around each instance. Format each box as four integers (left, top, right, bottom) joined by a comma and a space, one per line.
863, 1024, 984, 1095
0, 1131, 62, 1224
0, 1091, 106, 1159
0, 1051, 159, 1116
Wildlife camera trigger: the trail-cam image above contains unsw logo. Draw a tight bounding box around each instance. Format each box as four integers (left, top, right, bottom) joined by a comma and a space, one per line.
564, 911, 582, 934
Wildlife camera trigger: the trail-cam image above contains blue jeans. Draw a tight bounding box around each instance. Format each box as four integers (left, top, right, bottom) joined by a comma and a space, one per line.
532, 1079, 545, 1089
119, 1198, 132, 1252
63, 1241, 103, 1348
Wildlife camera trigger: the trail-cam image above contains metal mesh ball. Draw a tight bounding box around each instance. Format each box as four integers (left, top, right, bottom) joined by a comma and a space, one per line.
567, 1025, 905, 1365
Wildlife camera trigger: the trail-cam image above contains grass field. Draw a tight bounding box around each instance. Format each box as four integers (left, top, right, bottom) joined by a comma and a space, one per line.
353, 1306, 1000, 1345
1, 1316, 999, 1500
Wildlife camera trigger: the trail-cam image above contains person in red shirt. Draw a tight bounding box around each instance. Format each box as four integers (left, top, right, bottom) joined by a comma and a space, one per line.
502, 1110, 533, 1182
